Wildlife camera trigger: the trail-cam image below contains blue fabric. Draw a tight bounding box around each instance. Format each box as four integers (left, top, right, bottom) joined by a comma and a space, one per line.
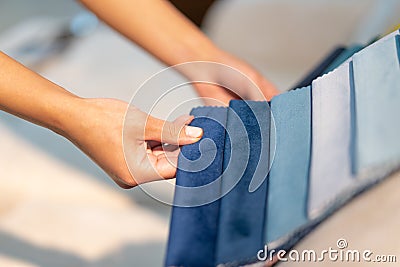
165, 106, 227, 267
292, 46, 345, 90
265, 86, 311, 245
165, 30, 400, 267
324, 45, 363, 73
353, 34, 400, 175
216, 101, 270, 265
308, 62, 355, 217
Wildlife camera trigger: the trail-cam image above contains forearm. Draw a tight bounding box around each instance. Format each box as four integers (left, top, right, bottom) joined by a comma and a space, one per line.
79, 0, 220, 66
0, 52, 80, 135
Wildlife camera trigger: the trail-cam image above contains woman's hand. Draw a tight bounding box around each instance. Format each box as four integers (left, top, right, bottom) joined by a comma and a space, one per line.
63, 98, 203, 188
192, 50, 280, 106
0, 52, 203, 189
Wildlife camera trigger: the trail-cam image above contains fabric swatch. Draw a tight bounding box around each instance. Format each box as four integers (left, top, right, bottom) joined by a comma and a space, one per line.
165, 106, 227, 267
308, 62, 355, 217
353, 34, 400, 175
215, 101, 270, 266
265, 86, 311, 246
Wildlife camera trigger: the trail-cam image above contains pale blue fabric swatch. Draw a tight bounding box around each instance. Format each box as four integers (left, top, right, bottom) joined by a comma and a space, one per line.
308, 62, 355, 217
265, 86, 311, 244
353, 34, 400, 174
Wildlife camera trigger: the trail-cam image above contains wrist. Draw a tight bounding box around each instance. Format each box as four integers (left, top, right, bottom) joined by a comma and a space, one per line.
50, 94, 85, 138
172, 32, 222, 64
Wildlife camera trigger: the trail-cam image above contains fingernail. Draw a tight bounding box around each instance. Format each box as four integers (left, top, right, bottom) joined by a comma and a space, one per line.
185, 126, 203, 138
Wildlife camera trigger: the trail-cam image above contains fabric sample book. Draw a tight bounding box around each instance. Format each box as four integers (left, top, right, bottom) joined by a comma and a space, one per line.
165, 30, 400, 267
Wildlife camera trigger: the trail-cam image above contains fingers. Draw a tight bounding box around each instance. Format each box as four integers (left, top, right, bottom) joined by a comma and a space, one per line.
144, 114, 203, 145
140, 148, 180, 181
125, 112, 202, 184
153, 153, 179, 179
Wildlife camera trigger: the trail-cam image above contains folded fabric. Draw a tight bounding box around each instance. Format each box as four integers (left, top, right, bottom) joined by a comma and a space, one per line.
165, 106, 227, 267
216, 101, 270, 266
353, 33, 400, 176
292, 46, 345, 90
265, 86, 311, 246
308, 62, 355, 218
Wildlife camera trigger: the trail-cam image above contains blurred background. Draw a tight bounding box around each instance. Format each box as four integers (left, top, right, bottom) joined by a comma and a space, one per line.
0, 0, 399, 266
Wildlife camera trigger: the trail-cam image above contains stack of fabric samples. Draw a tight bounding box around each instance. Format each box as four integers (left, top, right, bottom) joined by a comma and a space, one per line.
165, 29, 400, 267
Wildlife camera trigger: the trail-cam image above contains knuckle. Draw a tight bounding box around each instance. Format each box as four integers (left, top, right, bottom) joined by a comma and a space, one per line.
164, 123, 179, 141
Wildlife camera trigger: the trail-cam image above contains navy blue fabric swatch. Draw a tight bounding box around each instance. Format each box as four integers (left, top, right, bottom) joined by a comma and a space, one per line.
216, 100, 270, 265
165, 107, 227, 267
292, 46, 345, 90
266, 86, 311, 245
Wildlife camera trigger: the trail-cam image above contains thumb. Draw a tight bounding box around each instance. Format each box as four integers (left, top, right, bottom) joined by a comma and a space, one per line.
144, 115, 203, 145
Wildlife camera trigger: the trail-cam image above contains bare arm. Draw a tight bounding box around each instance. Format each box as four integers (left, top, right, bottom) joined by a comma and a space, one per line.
0, 52, 78, 135
0, 52, 202, 187
79, 0, 217, 65
79, 0, 279, 104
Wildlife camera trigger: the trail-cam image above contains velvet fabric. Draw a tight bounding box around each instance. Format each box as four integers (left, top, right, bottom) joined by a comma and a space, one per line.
165, 106, 227, 267
216, 100, 270, 265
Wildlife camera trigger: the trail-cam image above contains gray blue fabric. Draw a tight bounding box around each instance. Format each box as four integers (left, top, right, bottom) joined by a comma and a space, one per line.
308, 62, 355, 217
324, 45, 363, 73
165, 106, 227, 267
353, 34, 400, 175
215, 101, 270, 266
265, 86, 311, 246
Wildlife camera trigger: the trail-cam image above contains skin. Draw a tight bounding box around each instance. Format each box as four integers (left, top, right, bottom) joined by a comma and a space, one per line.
0, 0, 279, 188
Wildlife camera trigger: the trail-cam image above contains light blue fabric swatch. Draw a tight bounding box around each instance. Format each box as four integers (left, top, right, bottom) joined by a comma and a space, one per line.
265, 86, 311, 245
216, 101, 270, 266
308, 62, 355, 217
353, 34, 400, 175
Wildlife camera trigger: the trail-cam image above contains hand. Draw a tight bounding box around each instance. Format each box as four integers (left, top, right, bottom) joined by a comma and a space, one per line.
63, 98, 203, 188
193, 50, 280, 106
